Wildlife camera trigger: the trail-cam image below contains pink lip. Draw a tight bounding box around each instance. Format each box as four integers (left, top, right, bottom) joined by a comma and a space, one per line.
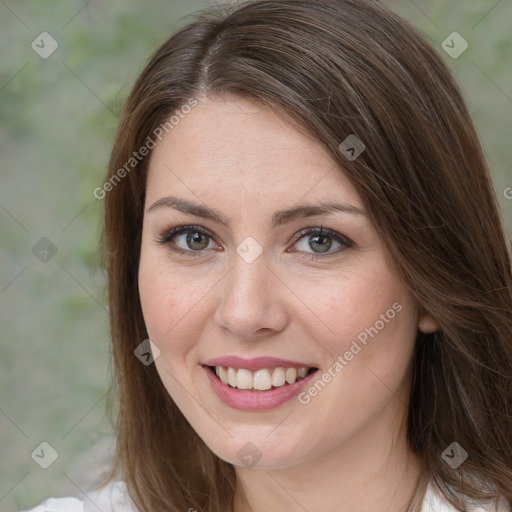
203, 356, 317, 371
202, 365, 319, 411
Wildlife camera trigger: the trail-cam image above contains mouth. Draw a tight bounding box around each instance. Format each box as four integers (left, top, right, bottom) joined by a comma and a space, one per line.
205, 365, 318, 392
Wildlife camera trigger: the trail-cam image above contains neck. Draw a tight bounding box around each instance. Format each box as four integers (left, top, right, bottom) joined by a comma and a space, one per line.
232, 412, 424, 512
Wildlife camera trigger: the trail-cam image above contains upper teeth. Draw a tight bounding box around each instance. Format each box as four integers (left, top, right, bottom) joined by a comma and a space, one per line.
215, 366, 310, 390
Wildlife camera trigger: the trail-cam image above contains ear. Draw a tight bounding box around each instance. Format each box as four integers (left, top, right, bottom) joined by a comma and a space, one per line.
418, 312, 440, 334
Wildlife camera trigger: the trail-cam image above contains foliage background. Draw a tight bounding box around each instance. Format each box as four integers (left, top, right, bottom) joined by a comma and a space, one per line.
0, 0, 510, 509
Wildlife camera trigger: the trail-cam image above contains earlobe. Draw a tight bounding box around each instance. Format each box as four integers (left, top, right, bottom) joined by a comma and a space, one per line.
418, 313, 440, 334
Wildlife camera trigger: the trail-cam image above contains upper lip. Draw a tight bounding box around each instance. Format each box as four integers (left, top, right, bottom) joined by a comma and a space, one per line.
202, 356, 318, 371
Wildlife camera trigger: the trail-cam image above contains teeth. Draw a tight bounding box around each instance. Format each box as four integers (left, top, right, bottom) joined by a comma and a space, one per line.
285, 368, 297, 384
213, 366, 312, 390
218, 366, 228, 384
227, 367, 237, 388
271, 367, 285, 387
236, 368, 253, 389
253, 369, 272, 390
297, 367, 308, 378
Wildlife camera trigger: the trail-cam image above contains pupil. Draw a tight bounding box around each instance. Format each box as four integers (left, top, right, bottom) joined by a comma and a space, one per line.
187, 232, 208, 250
310, 234, 332, 253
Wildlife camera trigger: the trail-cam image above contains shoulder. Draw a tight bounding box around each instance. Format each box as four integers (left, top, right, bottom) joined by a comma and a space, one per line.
423, 480, 509, 512
20, 480, 135, 512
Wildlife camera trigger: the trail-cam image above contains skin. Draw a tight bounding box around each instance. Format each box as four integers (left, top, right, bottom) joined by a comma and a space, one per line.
138, 95, 439, 512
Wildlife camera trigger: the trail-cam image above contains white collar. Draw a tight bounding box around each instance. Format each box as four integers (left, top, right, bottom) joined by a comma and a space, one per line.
75, 478, 509, 512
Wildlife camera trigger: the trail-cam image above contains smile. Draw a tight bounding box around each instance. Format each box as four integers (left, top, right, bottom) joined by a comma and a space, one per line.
202, 357, 319, 411
209, 365, 315, 391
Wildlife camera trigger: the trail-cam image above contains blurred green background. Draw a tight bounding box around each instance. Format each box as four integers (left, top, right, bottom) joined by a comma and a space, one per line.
0, 0, 510, 510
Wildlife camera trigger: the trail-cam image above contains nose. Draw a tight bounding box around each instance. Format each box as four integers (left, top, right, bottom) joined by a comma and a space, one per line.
214, 252, 289, 340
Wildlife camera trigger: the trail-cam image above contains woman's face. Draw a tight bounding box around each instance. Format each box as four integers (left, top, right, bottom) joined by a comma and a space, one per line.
138, 96, 434, 469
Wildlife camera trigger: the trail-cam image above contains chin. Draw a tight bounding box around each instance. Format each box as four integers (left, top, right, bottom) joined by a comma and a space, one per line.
205, 431, 309, 470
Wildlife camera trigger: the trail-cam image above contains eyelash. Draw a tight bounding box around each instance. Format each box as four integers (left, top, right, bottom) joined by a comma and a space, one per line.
156, 224, 354, 260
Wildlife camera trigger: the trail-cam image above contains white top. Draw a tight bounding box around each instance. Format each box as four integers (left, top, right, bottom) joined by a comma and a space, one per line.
20, 479, 508, 512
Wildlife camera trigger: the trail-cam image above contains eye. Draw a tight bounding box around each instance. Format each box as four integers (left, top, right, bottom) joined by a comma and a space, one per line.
288, 227, 353, 258
156, 224, 353, 259
156, 225, 219, 257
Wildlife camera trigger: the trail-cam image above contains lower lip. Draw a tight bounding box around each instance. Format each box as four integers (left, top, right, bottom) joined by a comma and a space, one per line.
203, 366, 318, 411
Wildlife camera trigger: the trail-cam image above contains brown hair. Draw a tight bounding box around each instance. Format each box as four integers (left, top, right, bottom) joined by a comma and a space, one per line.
97, 1, 512, 510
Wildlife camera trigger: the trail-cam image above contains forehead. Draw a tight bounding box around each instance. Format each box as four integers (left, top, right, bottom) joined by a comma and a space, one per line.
146, 96, 363, 210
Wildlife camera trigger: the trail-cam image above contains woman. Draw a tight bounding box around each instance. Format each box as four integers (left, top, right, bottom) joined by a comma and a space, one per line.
23, 0, 512, 511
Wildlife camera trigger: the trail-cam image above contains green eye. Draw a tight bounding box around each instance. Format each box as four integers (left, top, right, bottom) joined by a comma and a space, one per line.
289, 227, 353, 257
156, 225, 353, 259
157, 225, 217, 256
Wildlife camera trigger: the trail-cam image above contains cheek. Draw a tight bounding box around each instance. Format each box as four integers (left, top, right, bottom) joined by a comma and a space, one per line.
138, 245, 215, 363
138, 262, 170, 342
138, 245, 182, 350
299, 269, 417, 409
286, 270, 417, 455
291, 262, 413, 350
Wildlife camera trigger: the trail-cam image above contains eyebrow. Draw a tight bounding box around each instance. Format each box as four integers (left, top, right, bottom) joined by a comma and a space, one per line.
146, 195, 366, 229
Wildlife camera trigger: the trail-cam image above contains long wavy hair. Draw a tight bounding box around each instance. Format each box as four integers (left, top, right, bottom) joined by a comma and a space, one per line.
96, 1, 512, 510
